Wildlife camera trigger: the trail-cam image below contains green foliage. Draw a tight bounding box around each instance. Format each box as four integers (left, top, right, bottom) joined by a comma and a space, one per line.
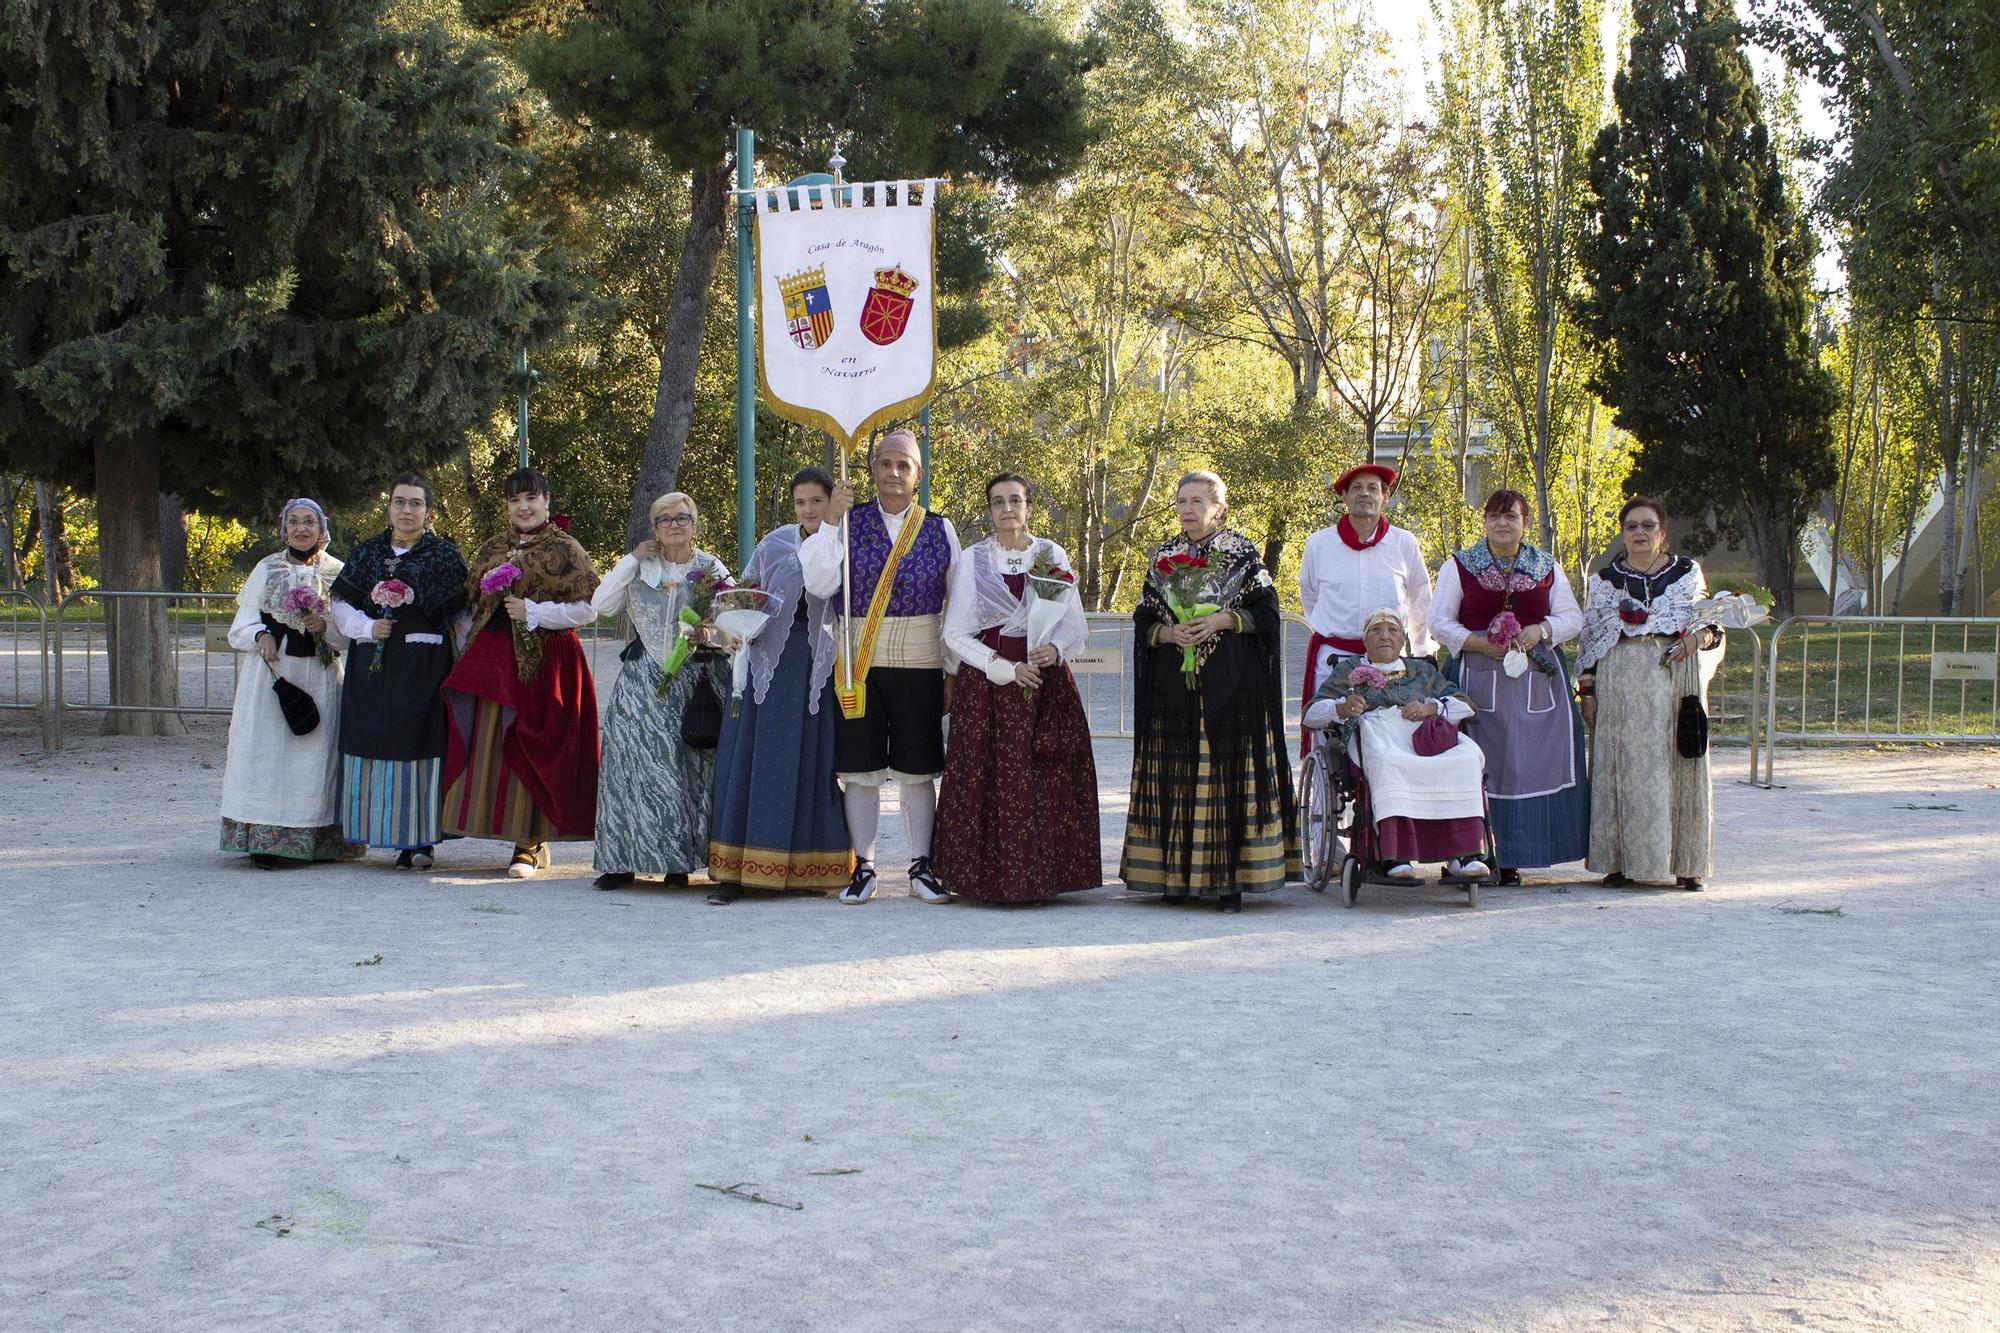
1580, 0, 1838, 615
0, 0, 579, 519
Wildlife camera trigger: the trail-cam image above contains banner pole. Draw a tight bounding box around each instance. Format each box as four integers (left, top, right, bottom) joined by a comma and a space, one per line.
734, 127, 756, 572
831, 147, 856, 704
918, 404, 931, 508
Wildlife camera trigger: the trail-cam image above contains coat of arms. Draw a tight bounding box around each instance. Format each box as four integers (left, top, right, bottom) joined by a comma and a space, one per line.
780, 265, 835, 351
860, 265, 920, 346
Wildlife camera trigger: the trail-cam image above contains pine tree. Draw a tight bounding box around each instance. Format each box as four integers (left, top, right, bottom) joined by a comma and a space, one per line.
0, 0, 576, 732
1579, 0, 1837, 616
466, 0, 1098, 545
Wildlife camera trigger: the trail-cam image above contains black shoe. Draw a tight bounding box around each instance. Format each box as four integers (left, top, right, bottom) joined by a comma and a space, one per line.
1218, 892, 1242, 914
707, 883, 742, 906
251, 854, 284, 871
839, 861, 878, 904
1497, 868, 1522, 886
394, 849, 416, 870
662, 872, 690, 889
1601, 871, 1629, 887
909, 856, 948, 902
1679, 876, 1703, 891
594, 871, 634, 891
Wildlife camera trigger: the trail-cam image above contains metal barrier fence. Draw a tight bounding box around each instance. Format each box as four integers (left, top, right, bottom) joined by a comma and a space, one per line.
1760, 615, 2000, 785
52, 589, 242, 749
0, 589, 53, 748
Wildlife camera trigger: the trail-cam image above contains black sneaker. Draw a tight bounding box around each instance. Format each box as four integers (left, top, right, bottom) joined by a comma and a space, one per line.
394, 849, 416, 870
593, 871, 635, 891
909, 856, 948, 902
707, 883, 742, 906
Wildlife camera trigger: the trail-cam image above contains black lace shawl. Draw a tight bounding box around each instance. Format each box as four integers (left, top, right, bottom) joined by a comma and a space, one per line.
1130, 528, 1298, 884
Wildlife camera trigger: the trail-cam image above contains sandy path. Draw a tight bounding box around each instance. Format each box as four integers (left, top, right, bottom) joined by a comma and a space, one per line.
2, 714, 1996, 1330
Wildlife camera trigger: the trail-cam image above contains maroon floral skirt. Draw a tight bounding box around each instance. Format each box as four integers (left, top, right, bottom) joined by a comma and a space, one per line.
934, 661, 1102, 902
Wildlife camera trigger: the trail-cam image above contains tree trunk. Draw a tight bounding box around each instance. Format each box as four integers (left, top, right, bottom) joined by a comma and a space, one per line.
96, 429, 184, 736
1742, 492, 1797, 620
1261, 512, 1287, 585
626, 159, 733, 549
158, 492, 187, 592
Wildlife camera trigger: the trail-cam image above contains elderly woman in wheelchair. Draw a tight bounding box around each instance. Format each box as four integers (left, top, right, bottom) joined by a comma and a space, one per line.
1300, 608, 1494, 903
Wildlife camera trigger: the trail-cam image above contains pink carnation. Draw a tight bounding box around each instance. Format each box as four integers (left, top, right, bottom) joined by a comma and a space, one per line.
281, 585, 326, 616
370, 578, 414, 609
1349, 663, 1388, 691
1488, 611, 1522, 645
479, 563, 522, 597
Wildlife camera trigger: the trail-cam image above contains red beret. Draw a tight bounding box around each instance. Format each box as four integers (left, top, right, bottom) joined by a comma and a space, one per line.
1334, 463, 1399, 493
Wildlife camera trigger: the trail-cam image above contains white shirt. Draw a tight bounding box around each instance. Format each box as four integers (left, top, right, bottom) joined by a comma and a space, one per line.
799, 501, 963, 605
942, 537, 1088, 686
1429, 553, 1584, 656
1298, 522, 1434, 656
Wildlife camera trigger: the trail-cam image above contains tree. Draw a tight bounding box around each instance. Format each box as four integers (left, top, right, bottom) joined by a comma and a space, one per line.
1579, 0, 1838, 617
1759, 0, 2000, 612
469, 0, 1097, 547
0, 0, 574, 732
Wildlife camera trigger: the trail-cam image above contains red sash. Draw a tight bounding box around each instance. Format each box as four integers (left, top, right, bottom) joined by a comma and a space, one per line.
1300, 631, 1364, 757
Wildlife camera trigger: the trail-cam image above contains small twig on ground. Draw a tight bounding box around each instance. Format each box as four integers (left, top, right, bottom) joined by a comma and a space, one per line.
353, 954, 384, 966
810, 1168, 862, 1176
467, 903, 517, 915
695, 1182, 804, 1211
1893, 803, 1961, 811
255, 1214, 294, 1237
1777, 903, 1844, 917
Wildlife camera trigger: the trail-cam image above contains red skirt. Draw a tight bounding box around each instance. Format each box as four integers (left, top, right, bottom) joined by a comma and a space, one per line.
1374, 816, 1484, 862
934, 659, 1102, 902
443, 626, 599, 838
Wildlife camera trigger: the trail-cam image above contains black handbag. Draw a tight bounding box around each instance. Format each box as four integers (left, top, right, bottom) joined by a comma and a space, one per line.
680, 658, 724, 749
1676, 694, 1708, 758
268, 668, 320, 736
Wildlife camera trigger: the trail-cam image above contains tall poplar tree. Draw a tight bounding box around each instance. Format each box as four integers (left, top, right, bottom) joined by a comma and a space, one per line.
1580, 0, 1836, 615
0, 0, 574, 732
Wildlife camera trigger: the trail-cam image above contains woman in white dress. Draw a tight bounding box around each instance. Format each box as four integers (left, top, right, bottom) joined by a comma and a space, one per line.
219, 498, 361, 869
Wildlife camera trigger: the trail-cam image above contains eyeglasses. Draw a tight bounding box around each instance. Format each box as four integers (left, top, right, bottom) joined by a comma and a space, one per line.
654, 515, 696, 528
1623, 519, 1661, 532
389, 498, 427, 510
989, 497, 1027, 509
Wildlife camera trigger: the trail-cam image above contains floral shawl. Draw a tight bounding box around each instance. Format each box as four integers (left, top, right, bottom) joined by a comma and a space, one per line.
1136, 527, 1271, 674
465, 524, 601, 682
1453, 539, 1556, 590
332, 529, 468, 629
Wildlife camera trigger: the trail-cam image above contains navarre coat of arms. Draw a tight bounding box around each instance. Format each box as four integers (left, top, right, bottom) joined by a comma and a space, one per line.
860, 265, 920, 347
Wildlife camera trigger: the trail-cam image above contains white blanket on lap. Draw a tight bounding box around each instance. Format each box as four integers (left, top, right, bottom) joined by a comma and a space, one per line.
1354, 704, 1485, 823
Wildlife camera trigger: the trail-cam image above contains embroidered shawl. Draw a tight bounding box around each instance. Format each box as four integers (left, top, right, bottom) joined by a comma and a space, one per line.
1576, 556, 1704, 673
465, 525, 601, 681
332, 529, 468, 629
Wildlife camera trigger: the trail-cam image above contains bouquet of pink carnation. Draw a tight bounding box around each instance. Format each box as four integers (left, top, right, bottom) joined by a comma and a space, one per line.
278, 584, 335, 666
1348, 662, 1389, 692
1487, 608, 1556, 677
366, 579, 414, 673
478, 563, 535, 664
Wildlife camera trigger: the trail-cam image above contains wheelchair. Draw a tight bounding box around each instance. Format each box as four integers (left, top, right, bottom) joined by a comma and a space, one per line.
1297, 717, 1495, 909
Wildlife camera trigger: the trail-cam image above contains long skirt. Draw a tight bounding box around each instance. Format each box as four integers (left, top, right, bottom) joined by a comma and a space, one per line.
339, 756, 442, 850
1449, 649, 1590, 868
706, 624, 852, 891
443, 627, 598, 846
1587, 637, 1713, 881
595, 650, 721, 876
1120, 732, 1299, 898
933, 663, 1101, 903
219, 651, 359, 862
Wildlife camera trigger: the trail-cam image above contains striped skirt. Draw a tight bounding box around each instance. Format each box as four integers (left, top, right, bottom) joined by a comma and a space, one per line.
338, 756, 442, 850
1120, 731, 1299, 896
441, 698, 574, 846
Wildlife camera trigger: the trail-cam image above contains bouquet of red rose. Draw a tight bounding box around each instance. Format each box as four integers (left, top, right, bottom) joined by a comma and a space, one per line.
366, 578, 414, 673
1020, 549, 1080, 702
1153, 551, 1244, 686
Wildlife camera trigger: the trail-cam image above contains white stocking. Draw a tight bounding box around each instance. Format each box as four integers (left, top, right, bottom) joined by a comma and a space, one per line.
899, 778, 937, 860
842, 784, 882, 865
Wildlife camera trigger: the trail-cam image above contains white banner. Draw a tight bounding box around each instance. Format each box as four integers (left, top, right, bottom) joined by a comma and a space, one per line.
750, 179, 939, 448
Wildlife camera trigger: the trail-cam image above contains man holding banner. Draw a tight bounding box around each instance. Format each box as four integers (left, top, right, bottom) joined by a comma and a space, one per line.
800, 428, 961, 903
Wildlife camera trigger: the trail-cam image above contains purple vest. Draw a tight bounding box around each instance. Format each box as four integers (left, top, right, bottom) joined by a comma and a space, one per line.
847, 504, 951, 617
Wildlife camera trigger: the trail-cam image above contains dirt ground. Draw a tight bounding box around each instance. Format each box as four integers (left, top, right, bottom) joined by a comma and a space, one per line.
2, 712, 1996, 1331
